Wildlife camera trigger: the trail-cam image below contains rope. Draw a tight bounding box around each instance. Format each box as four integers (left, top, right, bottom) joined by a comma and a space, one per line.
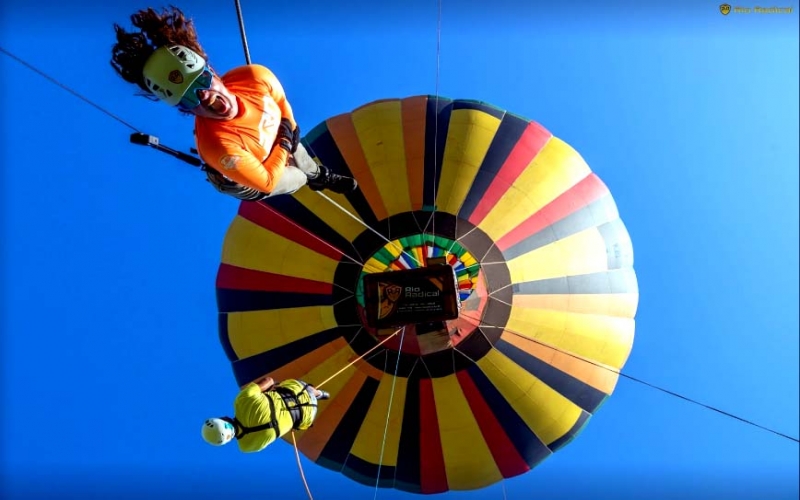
290, 431, 314, 500
234, 0, 252, 65
0, 46, 141, 132
0, 46, 350, 285
315, 329, 400, 390
427, 0, 443, 240
227, 1, 425, 273
255, 200, 365, 266
228, 0, 427, 272
229, 0, 425, 272
620, 368, 800, 443
471, 323, 800, 444
373, 326, 407, 500
313, 191, 424, 267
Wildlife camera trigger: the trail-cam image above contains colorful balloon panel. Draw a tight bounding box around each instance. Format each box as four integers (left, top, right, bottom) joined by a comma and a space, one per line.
215, 96, 638, 494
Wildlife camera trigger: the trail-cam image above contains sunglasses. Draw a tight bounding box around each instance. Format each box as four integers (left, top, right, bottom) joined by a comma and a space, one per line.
176, 67, 214, 112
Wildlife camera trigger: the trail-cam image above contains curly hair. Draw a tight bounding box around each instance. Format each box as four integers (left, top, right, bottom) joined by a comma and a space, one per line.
110, 5, 210, 98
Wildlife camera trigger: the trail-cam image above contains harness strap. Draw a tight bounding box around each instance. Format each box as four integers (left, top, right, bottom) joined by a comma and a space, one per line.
275, 383, 318, 430
234, 384, 319, 438
234, 392, 280, 438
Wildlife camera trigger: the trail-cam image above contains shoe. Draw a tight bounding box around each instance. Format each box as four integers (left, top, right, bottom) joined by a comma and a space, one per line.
307, 165, 358, 194
316, 390, 330, 400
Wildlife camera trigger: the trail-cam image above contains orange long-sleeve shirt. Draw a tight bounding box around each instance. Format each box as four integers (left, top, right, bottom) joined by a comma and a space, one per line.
194, 64, 297, 194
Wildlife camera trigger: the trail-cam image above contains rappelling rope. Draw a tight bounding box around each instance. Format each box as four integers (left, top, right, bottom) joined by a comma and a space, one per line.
315, 329, 401, 390
256, 199, 365, 266
313, 191, 424, 267
297, 0, 445, 279
233, 0, 252, 65
0, 44, 371, 273
286, 327, 403, 500
373, 326, 407, 500
0, 46, 141, 132
229, 1, 418, 270
426, 0, 443, 241
301, 0, 443, 274
0, 46, 371, 273
230, 0, 424, 269
458, 319, 800, 445
290, 430, 314, 500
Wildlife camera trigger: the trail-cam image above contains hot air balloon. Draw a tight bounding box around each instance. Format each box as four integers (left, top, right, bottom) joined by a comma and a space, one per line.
215, 96, 638, 494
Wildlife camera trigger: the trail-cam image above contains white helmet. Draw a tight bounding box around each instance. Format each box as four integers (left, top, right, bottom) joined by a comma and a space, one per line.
201, 418, 236, 446
142, 45, 210, 108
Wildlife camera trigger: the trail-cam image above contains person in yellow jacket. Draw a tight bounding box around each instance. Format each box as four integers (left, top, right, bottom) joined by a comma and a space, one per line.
110, 6, 357, 200
202, 375, 330, 452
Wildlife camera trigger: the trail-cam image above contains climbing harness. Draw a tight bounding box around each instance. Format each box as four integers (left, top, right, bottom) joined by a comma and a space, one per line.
233, 382, 319, 440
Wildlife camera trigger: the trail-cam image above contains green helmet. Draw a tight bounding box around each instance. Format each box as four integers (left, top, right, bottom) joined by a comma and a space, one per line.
142, 45, 209, 107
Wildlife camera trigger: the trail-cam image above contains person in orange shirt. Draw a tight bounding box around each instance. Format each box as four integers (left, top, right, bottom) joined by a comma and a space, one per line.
110, 6, 357, 200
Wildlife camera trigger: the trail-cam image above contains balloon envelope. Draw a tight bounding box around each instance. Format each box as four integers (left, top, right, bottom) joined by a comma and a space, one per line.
215, 96, 638, 494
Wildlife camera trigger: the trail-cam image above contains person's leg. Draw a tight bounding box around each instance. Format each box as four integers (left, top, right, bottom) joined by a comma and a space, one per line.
292, 144, 359, 194
259, 143, 359, 197
261, 165, 309, 197
291, 143, 321, 178
307, 384, 330, 400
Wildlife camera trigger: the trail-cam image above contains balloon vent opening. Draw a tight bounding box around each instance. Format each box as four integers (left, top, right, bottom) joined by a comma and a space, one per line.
361, 264, 461, 329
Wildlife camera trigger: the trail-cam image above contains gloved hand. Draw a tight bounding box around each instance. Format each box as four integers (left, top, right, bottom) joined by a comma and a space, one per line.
276, 118, 294, 152
291, 124, 300, 153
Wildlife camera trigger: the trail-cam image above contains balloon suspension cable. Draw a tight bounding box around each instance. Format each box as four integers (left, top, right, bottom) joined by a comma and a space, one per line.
256, 200, 364, 266
291, 431, 314, 500
315, 329, 401, 390
234, 0, 252, 65
374, 326, 407, 500
126, 142, 365, 270
1, 46, 141, 132
472, 318, 800, 445
313, 191, 424, 267
427, 0, 443, 241
125, 141, 369, 269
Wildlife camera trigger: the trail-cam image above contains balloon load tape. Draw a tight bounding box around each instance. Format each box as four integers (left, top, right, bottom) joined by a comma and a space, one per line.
362, 263, 461, 329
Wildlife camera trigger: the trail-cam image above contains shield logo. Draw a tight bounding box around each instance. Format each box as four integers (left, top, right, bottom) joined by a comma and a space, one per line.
377, 283, 403, 320
168, 70, 184, 84
220, 154, 240, 170
386, 284, 402, 302
719, 3, 731, 15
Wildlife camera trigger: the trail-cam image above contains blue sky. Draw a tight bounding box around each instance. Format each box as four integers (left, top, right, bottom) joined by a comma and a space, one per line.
2, 1, 798, 499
